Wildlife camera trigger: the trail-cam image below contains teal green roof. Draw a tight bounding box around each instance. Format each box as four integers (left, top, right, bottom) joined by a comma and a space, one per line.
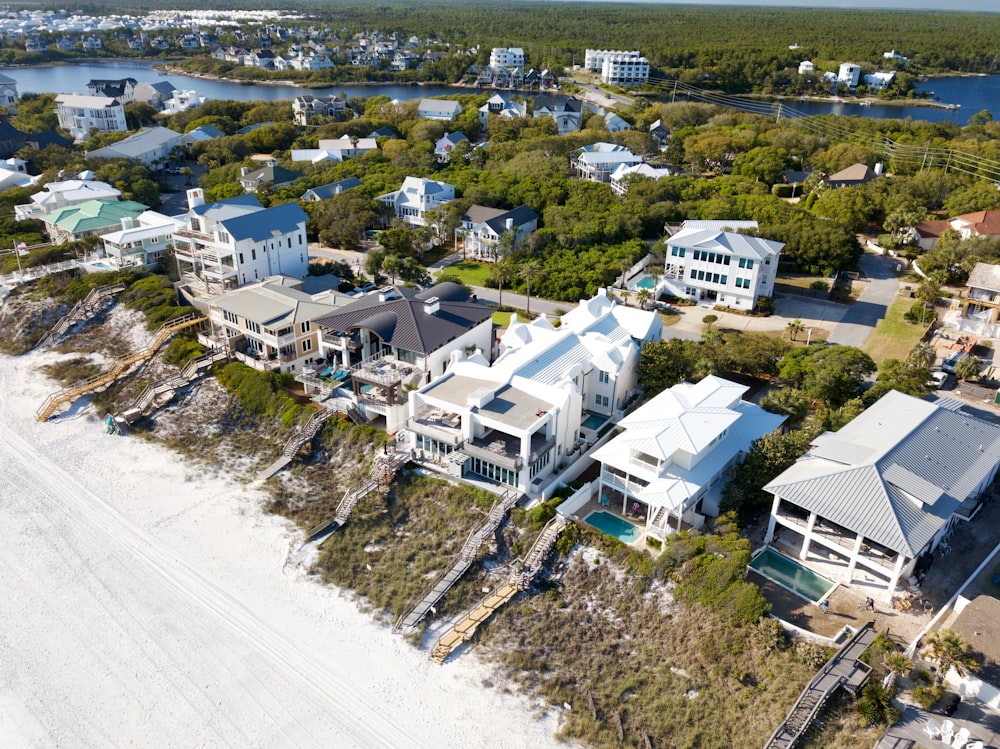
49, 199, 148, 233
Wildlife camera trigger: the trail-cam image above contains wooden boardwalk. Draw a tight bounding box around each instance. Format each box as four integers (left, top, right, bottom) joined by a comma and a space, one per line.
765, 621, 877, 749
429, 514, 566, 664
36, 313, 206, 422
394, 489, 521, 633
34, 282, 126, 349
118, 349, 229, 425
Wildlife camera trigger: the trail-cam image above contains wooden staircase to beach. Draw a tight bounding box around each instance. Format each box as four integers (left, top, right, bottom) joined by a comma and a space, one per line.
429, 514, 567, 664
117, 348, 229, 426
34, 282, 127, 349
35, 312, 206, 422
764, 622, 877, 749
393, 488, 521, 634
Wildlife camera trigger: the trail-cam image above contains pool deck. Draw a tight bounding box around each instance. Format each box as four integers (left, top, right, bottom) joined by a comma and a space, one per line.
579, 499, 649, 552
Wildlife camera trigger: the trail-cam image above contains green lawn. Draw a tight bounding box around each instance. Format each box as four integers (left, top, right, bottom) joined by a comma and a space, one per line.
492, 310, 513, 328
863, 292, 927, 363
440, 260, 494, 287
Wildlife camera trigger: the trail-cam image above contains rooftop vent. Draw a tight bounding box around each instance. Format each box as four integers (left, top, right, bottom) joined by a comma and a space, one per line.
423, 296, 440, 315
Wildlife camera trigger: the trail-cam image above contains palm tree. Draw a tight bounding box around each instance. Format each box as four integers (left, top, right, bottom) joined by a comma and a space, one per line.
636, 288, 652, 309
923, 629, 979, 685
518, 259, 544, 315
907, 342, 936, 369
954, 354, 983, 382
786, 318, 804, 341
492, 259, 515, 309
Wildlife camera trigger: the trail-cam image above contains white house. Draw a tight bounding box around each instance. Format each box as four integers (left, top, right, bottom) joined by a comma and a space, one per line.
434, 131, 468, 163
584, 49, 650, 85
593, 375, 786, 540
610, 163, 678, 197
377, 176, 455, 228
478, 94, 525, 130
571, 142, 642, 183
798, 60, 815, 75
85, 126, 183, 168
290, 135, 379, 164
417, 98, 462, 121
863, 71, 895, 90
0, 73, 19, 110
604, 113, 630, 133
764, 390, 1000, 602
54, 94, 127, 141
292, 94, 346, 126
307, 282, 495, 432
661, 226, 781, 309
15, 177, 121, 221
172, 189, 309, 293
838, 63, 863, 88
458, 205, 538, 262
101, 210, 182, 269
405, 289, 662, 495
489, 47, 525, 69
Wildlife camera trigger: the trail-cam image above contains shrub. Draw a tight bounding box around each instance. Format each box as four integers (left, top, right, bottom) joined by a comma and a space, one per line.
772, 183, 793, 198
904, 301, 937, 325
912, 683, 944, 710
215, 361, 311, 427
163, 333, 205, 368
810, 279, 829, 291
646, 536, 662, 550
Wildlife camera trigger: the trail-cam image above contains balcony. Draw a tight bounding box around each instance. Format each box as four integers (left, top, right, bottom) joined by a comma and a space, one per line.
321, 331, 362, 352
463, 431, 523, 471
407, 414, 463, 447
352, 353, 421, 389
529, 434, 556, 464
174, 227, 217, 243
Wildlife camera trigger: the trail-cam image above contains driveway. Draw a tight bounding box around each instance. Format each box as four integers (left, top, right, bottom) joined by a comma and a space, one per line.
826, 254, 900, 348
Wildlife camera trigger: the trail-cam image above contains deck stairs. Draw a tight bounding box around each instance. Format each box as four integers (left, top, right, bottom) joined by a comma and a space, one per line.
300, 452, 408, 543
118, 349, 229, 425
257, 407, 337, 481
393, 488, 521, 634
429, 514, 567, 664
34, 282, 126, 349
35, 312, 205, 422
764, 622, 877, 749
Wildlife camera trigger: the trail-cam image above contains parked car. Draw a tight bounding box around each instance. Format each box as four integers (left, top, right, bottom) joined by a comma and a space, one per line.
165, 165, 183, 175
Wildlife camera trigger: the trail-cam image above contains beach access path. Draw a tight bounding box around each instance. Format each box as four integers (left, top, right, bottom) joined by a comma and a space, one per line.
0, 348, 563, 748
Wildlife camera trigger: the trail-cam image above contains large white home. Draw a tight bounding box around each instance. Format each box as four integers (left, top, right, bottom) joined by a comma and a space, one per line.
377, 176, 455, 228
571, 142, 642, 183
458, 205, 538, 262
101, 211, 182, 269
838, 62, 863, 88
290, 135, 378, 164
584, 49, 650, 85
54, 94, 127, 141
593, 375, 786, 540
306, 282, 495, 432
15, 177, 121, 221
610, 163, 678, 197
85, 126, 183, 168
405, 289, 662, 495
172, 189, 309, 294
0, 73, 19, 110
206, 276, 346, 374
489, 47, 525, 68
660, 227, 781, 309
417, 98, 462, 121
764, 390, 1000, 602
292, 94, 347, 126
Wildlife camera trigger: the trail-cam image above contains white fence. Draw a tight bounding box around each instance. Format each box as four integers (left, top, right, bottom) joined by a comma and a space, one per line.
0, 260, 80, 289
556, 480, 595, 519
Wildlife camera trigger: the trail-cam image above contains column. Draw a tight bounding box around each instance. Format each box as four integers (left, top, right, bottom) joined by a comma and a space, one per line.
884, 554, 908, 604
846, 533, 864, 579
764, 496, 780, 544
799, 512, 817, 562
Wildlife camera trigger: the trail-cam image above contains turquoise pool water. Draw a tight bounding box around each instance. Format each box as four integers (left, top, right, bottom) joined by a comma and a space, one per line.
586, 511, 641, 543
749, 548, 837, 602
581, 412, 606, 430
636, 276, 656, 289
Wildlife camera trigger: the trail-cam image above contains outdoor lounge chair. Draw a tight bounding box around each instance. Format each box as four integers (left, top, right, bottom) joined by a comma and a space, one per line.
924, 719, 941, 740
951, 727, 971, 748
600, 494, 609, 507
940, 719, 955, 744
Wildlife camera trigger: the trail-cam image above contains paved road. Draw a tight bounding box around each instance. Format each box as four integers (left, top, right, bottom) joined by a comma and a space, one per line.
826, 254, 900, 348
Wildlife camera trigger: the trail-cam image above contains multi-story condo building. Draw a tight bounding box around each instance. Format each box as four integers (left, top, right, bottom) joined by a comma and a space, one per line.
489, 47, 525, 68
54, 94, 127, 141
584, 49, 650, 85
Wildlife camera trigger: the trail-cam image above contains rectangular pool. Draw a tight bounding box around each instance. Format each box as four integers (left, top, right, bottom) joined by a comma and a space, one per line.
749, 547, 837, 603
581, 412, 606, 430
586, 510, 641, 544
636, 276, 656, 289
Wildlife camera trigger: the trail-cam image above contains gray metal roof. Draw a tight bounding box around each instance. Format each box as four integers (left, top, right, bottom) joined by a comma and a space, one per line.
668, 228, 782, 261
220, 201, 307, 242
303, 177, 361, 201
310, 282, 490, 356
766, 390, 1000, 557
86, 126, 182, 159
967, 262, 1000, 294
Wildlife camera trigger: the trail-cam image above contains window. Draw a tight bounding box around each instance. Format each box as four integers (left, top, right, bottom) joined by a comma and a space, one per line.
712, 273, 720, 284
689, 268, 696, 278
239, 253, 244, 264
596, 394, 610, 407
251, 248, 257, 261
223, 310, 238, 324
738, 258, 746, 268
692, 250, 700, 261
746, 259, 754, 270
599, 370, 610, 384
302, 339, 312, 352
287, 238, 292, 248
723, 256, 730, 265
764, 257, 771, 265
247, 320, 261, 334
300, 321, 311, 334
721, 275, 728, 284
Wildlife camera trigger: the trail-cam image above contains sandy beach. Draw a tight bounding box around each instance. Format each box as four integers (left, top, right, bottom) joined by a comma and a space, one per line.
0, 347, 564, 748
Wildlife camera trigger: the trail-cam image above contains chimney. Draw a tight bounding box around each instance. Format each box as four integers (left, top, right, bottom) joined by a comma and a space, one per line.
505, 217, 514, 231
186, 187, 204, 209
121, 216, 134, 230
874, 162, 884, 176
423, 296, 440, 315
240, 166, 250, 177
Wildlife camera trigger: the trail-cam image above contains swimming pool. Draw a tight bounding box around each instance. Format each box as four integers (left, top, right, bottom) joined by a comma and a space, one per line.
636, 276, 656, 290
586, 510, 641, 544
581, 412, 606, 430
749, 547, 837, 603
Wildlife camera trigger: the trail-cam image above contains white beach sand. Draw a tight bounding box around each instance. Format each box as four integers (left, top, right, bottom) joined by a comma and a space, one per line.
0, 349, 565, 748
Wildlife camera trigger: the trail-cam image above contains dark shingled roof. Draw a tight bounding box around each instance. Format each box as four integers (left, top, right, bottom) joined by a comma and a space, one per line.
311, 281, 491, 355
